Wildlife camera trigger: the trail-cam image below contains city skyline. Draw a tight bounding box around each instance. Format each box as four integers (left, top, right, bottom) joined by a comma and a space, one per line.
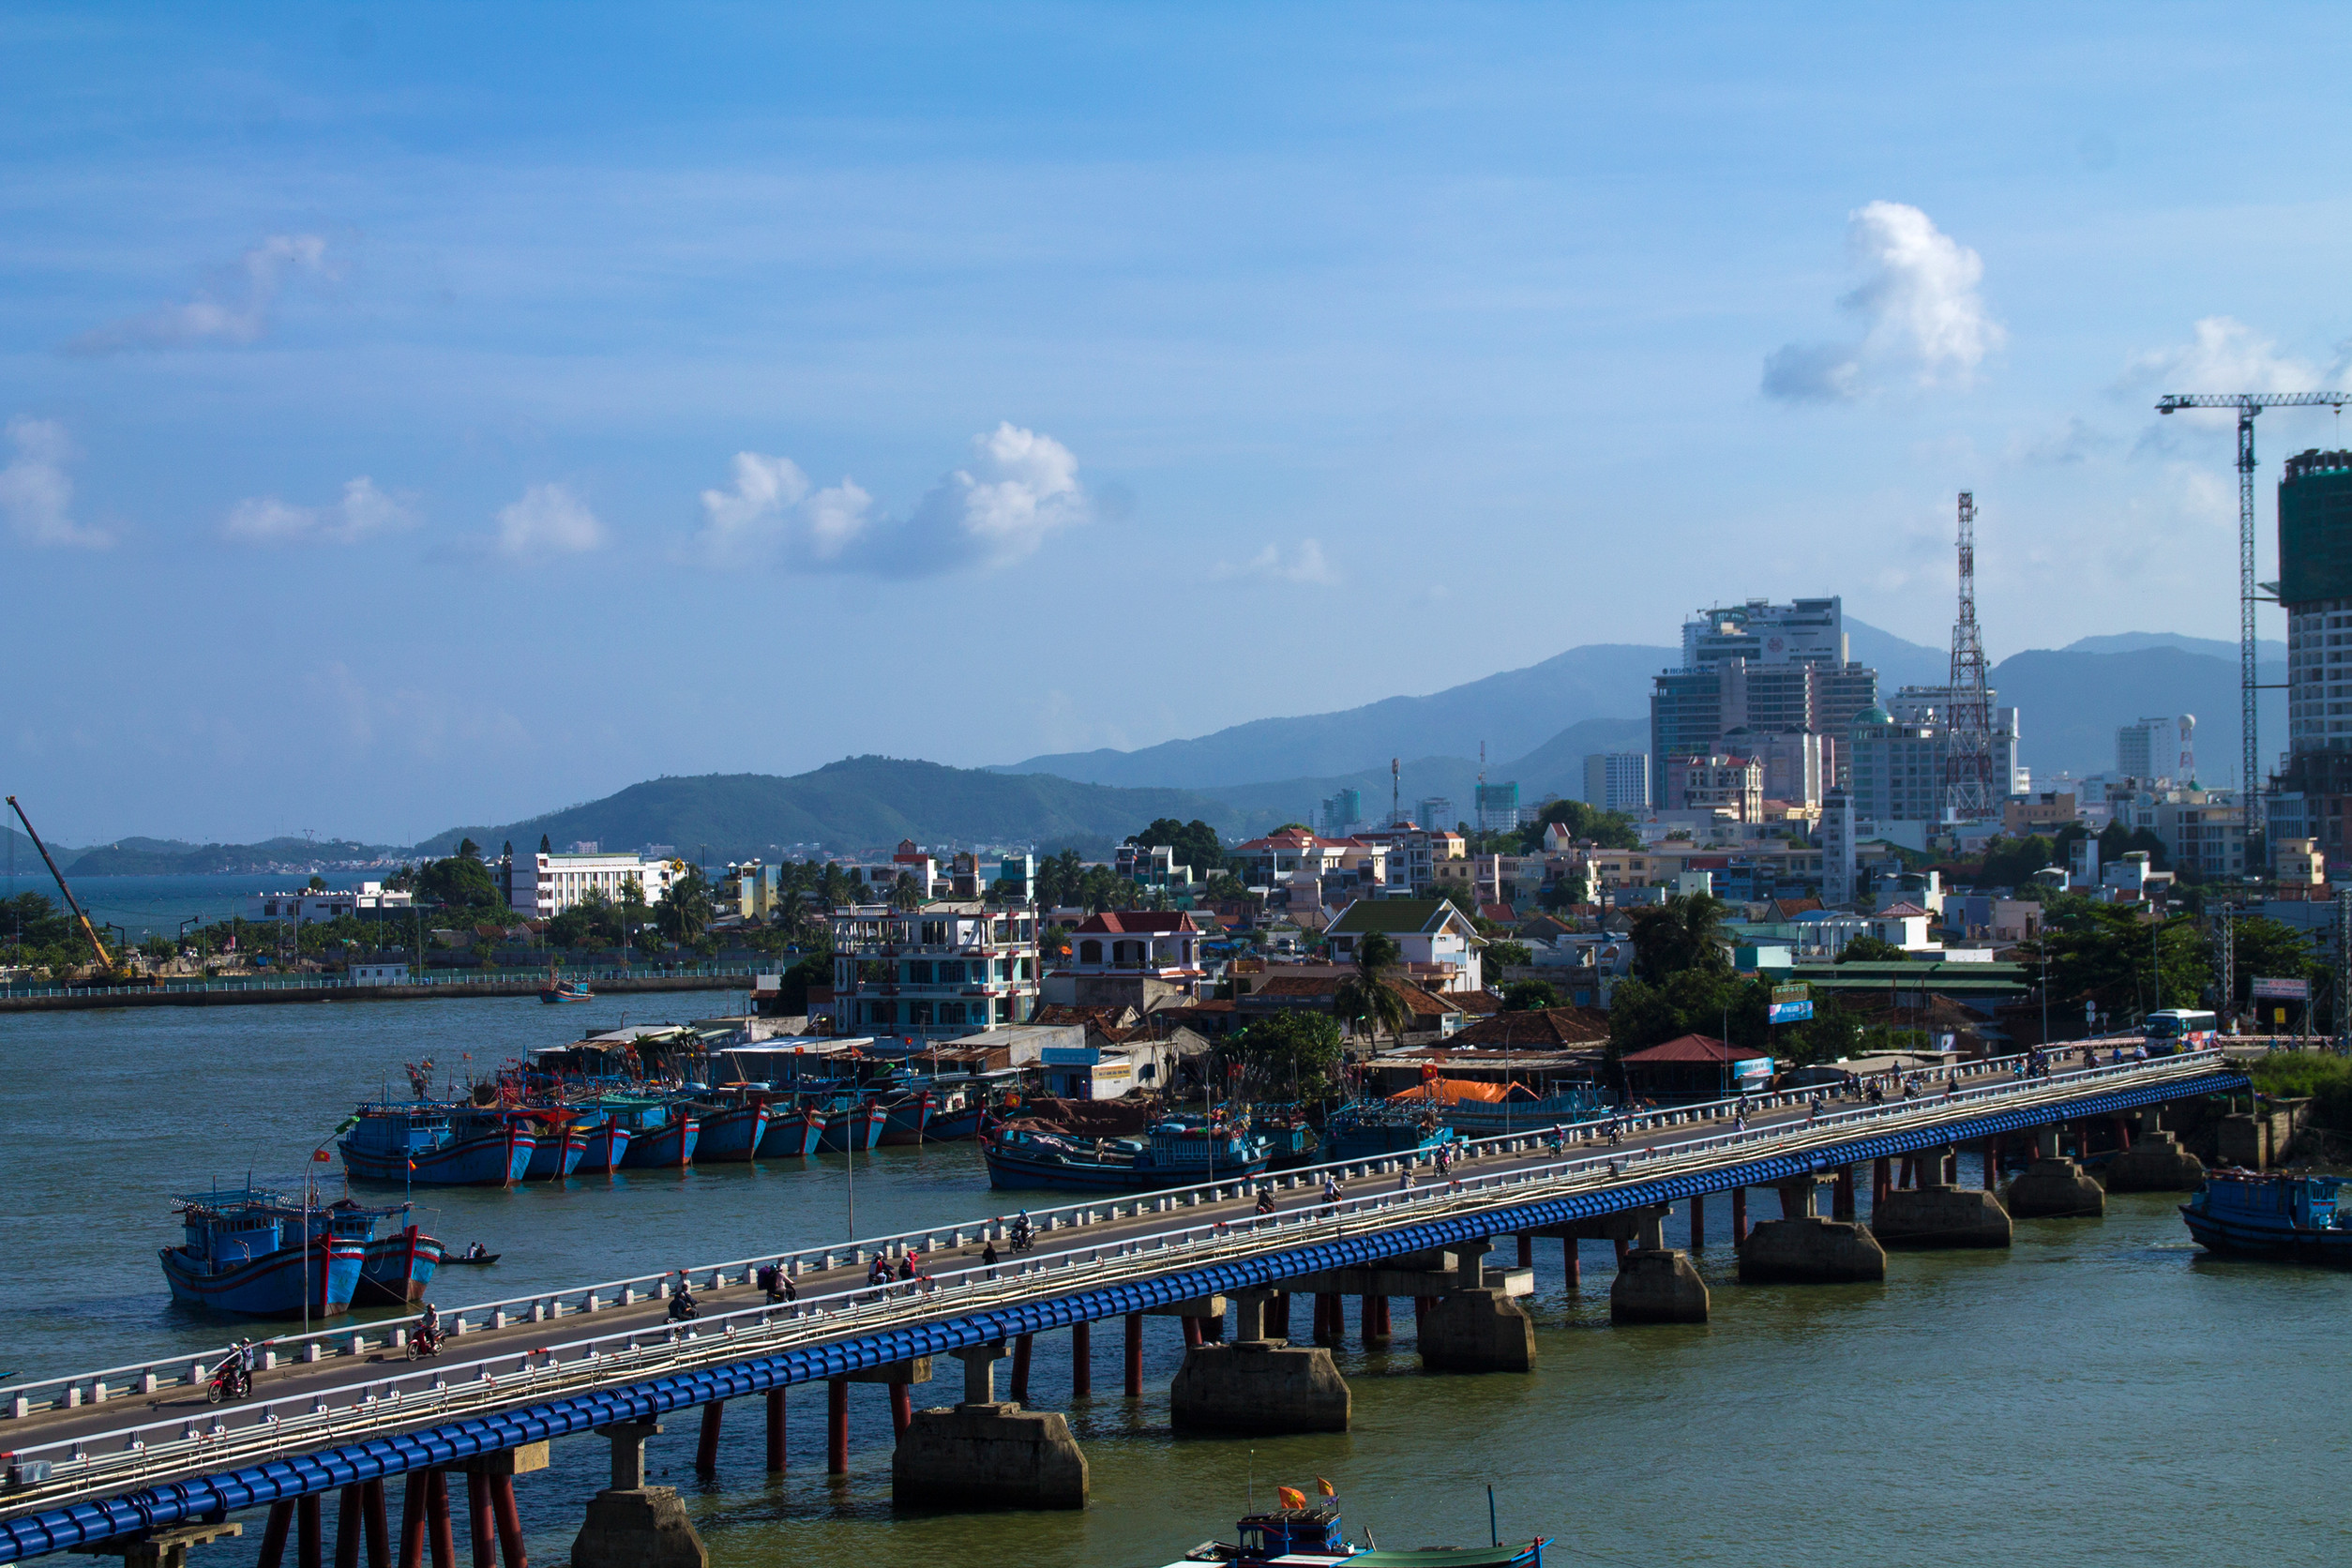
5, 6, 2349, 842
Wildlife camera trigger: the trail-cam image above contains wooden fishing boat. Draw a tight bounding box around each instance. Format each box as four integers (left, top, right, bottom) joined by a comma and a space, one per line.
159, 1188, 366, 1319
755, 1102, 827, 1158
2181, 1169, 2352, 1264
338, 1104, 537, 1186
984, 1114, 1271, 1192
1170, 1503, 1549, 1567
320, 1199, 445, 1305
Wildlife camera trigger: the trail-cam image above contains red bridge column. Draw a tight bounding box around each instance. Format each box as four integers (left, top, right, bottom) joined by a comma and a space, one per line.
696, 1400, 724, 1472
1691, 1195, 1707, 1248
1070, 1319, 1091, 1397
363, 1479, 390, 1568
463, 1470, 494, 1568
336, 1484, 362, 1568
1562, 1237, 1580, 1290
1732, 1187, 1748, 1244
1011, 1333, 1034, 1402
889, 1382, 913, 1437
298, 1494, 324, 1568
425, 1470, 455, 1568
765, 1387, 787, 1473
1124, 1312, 1144, 1395
489, 1475, 526, 1568
826, 1377, 850, 1474
396, 1476, 426, 1568
257, 1501, 294, 1568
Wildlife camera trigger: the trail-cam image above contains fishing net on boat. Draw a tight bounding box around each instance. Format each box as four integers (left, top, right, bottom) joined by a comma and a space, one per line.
994, 1095, 1159, 1138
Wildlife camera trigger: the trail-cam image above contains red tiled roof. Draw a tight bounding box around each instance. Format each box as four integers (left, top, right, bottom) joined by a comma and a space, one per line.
1385, 979, 1460, 1018
1878, 902, 1930, 918
1621, 1033, 1768, 1063
1074, 912, 1199, 934
1252, 975, 1341, 998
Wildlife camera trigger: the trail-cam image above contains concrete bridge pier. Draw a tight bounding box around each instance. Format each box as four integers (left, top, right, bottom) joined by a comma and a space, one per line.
891, 1341, 1089, 1510
573, 1424, 707, 1568
1608, 1207, 1708, 1325
1741, 1175, 1886, 1284
2105, 1102, 2208, 1191
1169, 1288, 1351, 1433
1421, 1239, 1540, 1367
1873, 1150, 2013, 1249
2005, 1125, 2108, 1216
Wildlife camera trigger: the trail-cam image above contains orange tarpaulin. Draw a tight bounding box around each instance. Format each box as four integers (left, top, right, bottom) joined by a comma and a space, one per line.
1385, 1077, 1536, 1106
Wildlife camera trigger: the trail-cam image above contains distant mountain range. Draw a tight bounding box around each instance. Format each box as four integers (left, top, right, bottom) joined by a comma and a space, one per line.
13, 625, 2292, 879
408, 759, 1262, 864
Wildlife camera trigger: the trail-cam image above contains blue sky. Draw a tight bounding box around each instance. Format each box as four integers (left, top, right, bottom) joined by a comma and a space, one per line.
6, 4, 2351, 843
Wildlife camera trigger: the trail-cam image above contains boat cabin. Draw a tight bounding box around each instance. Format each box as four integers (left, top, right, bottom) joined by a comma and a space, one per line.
2201, 1170, 2344, 1229
1234, 1507, 1346, 1560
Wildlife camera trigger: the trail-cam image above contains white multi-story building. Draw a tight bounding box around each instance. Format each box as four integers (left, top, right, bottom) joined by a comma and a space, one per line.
2116, 716, 2196, 783
507, 851, 682, 918
247, 882, 414, 926
1584, 752, 1651, 814
830, 901, 1040, 1041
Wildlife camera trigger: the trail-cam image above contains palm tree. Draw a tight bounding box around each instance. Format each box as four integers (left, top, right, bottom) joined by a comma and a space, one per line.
1627, 893, 1730, 983
1335, 928, 1411, 1048
890, 871, 924, 911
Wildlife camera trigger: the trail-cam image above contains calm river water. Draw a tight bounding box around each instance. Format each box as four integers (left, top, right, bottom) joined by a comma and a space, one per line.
3, 996, 2345, 1566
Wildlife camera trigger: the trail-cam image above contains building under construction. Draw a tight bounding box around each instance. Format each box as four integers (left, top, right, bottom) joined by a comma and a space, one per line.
2272, 448, 2352, 856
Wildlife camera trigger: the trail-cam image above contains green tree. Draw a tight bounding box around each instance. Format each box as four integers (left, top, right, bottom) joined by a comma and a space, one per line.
1485, 940, 1534, 971
1229, 1011, 1345, 1101
1127, 818, 1224, 878
1835, 935, 1907, 963
1502, 978, 1560, 1012
1625, 893, 1731, 983
655, 867, 715, 943
2224, 914, 2327, 1017
1334, 929, 1412, 1045
1204, 871, 1254, 905
2028, 897, 2210, 1021
890, 871, 924, 911
412, 852, 505, 912
1517, 799, 1640, 852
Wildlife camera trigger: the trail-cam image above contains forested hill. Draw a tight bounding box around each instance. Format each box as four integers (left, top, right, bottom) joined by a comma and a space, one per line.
411, 758, 1263, 862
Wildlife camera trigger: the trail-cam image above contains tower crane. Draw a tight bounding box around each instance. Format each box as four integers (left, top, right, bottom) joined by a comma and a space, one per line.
2155, 391, 2348, 828
7, 793, 150, 986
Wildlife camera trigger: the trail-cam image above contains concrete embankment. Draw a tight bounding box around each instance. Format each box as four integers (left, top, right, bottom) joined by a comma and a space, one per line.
0, 973, 749, 1013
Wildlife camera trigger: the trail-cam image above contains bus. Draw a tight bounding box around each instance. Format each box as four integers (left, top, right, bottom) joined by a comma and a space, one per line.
2143, 1009, 2218, 1053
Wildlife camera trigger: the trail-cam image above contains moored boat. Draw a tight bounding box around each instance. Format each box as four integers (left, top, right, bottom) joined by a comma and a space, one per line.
520, 1110, 594, 1180
814, 1094, 887, 1153
755, 1102, 827, 1158
159, 1188, 366, 1319
2181, 1169, 2352, 1263
338, 1104, 537, 1186
538, 963, 593, 1003
1321, 1100, 1455, 1162
984, 1113, 1272, 1192
616, 1103, 700, 1168
878, 1090, 934, 1146
686, 1094, 771, 1162
320, 1200, 445, 1305
574, 1116, 634, 1174
1169, 1501, 1549, 1567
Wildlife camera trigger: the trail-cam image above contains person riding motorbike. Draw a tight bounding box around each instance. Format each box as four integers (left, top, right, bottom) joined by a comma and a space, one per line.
407, 1305, 443, 1360
1255, 1186, 1276, 1215
668, 1277, 700, 1322
1009, 1211, 1034, 1252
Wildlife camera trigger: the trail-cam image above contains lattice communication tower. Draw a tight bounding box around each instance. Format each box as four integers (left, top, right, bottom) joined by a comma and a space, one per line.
1943, 490, 1996, 820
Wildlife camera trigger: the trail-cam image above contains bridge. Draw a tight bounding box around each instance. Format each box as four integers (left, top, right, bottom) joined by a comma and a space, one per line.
0, 1048, 2244, 1567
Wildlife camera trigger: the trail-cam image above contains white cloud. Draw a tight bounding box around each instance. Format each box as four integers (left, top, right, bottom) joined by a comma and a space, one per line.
0, 416, 112, 549
224, 476, 413, 545
2117, 317, 2352, 434
1763, 201, 2003, 403
1213, 538, 1337, 585
491, 483, 605, 559
688, 422, 1087, 577
68, 234, 333, 354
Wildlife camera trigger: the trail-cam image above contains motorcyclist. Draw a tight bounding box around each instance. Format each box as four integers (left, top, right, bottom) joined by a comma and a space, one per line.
1009, 1211, 1033, 1250
1255, 1186, 1276, 1215
234, 1336, 258, 1396
415, 1304, 441, 1351
668, 1277, 699, 1321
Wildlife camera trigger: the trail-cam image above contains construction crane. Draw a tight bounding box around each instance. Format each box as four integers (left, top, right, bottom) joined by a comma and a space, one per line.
6, 793, 148, 986
2156, 391, 2348, 826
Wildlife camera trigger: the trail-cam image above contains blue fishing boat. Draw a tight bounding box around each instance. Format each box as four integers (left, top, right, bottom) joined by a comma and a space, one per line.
338, 1104, 537, 1186
814, 1093, 887, 1153
984, 1113, 1272, 1192
755, 1102, 827, 1157
319, 1199, 445, 1306
2181, 1169, 2352, 1263
159, 1188, 367, 1319
616, 1102, 700, 1168
685, 1093, 770, 1162
1321, 1100, 1455, 1162
925, 1090, 989, 1142
574, 1116, 634, 1174
1170, 1502, 1547, 1567
520, 1110, 593, 1180
538, 963, 593, 1003
878, 1090, 933, 1146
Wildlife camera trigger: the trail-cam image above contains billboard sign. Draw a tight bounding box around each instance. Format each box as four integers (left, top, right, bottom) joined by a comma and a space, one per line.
2251, 976, 2310, 1002
1767, 999, 1814, 1024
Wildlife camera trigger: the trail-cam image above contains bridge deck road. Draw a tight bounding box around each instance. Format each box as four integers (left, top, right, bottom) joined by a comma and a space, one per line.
0, 1076, 2066, 1458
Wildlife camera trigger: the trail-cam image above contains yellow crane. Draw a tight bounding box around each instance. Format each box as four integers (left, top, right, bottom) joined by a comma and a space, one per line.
7, 794, 151, 986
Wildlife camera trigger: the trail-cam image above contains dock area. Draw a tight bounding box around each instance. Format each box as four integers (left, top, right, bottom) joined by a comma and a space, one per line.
0, 970, 757, 1014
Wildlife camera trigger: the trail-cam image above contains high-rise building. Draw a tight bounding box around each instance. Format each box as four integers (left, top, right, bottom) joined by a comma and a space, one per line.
2275, 449, 2352, 853
1718, 731, 1826, 808
1472, 782, 1520, 834
1583, 752, 1650, 814
1417, 796, 1457, 832
1821, 788, 1857, 905
1651, 596, 1878, 807
1317, 787, 1364, 837
2115, 716, 2195, 782
1664, 755, 1764, 821
1847, 706, 1944, 824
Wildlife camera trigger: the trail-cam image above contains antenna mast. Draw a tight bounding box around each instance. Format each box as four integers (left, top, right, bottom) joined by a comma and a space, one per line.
1943, 491, 1996, 819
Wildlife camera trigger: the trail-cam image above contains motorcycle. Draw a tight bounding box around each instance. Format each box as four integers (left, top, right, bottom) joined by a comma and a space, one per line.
204, 1359, 251, 1404
667, 1291, 700, 1323
1007, 1224, 1034, 1254
406, 1324, 443, 1361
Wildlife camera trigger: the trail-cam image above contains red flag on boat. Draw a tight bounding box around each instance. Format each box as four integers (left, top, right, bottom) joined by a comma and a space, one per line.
312, 1150, 330, 1162
1317, 1477, 1336, 1498
1276, 1486, 1306, 1510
